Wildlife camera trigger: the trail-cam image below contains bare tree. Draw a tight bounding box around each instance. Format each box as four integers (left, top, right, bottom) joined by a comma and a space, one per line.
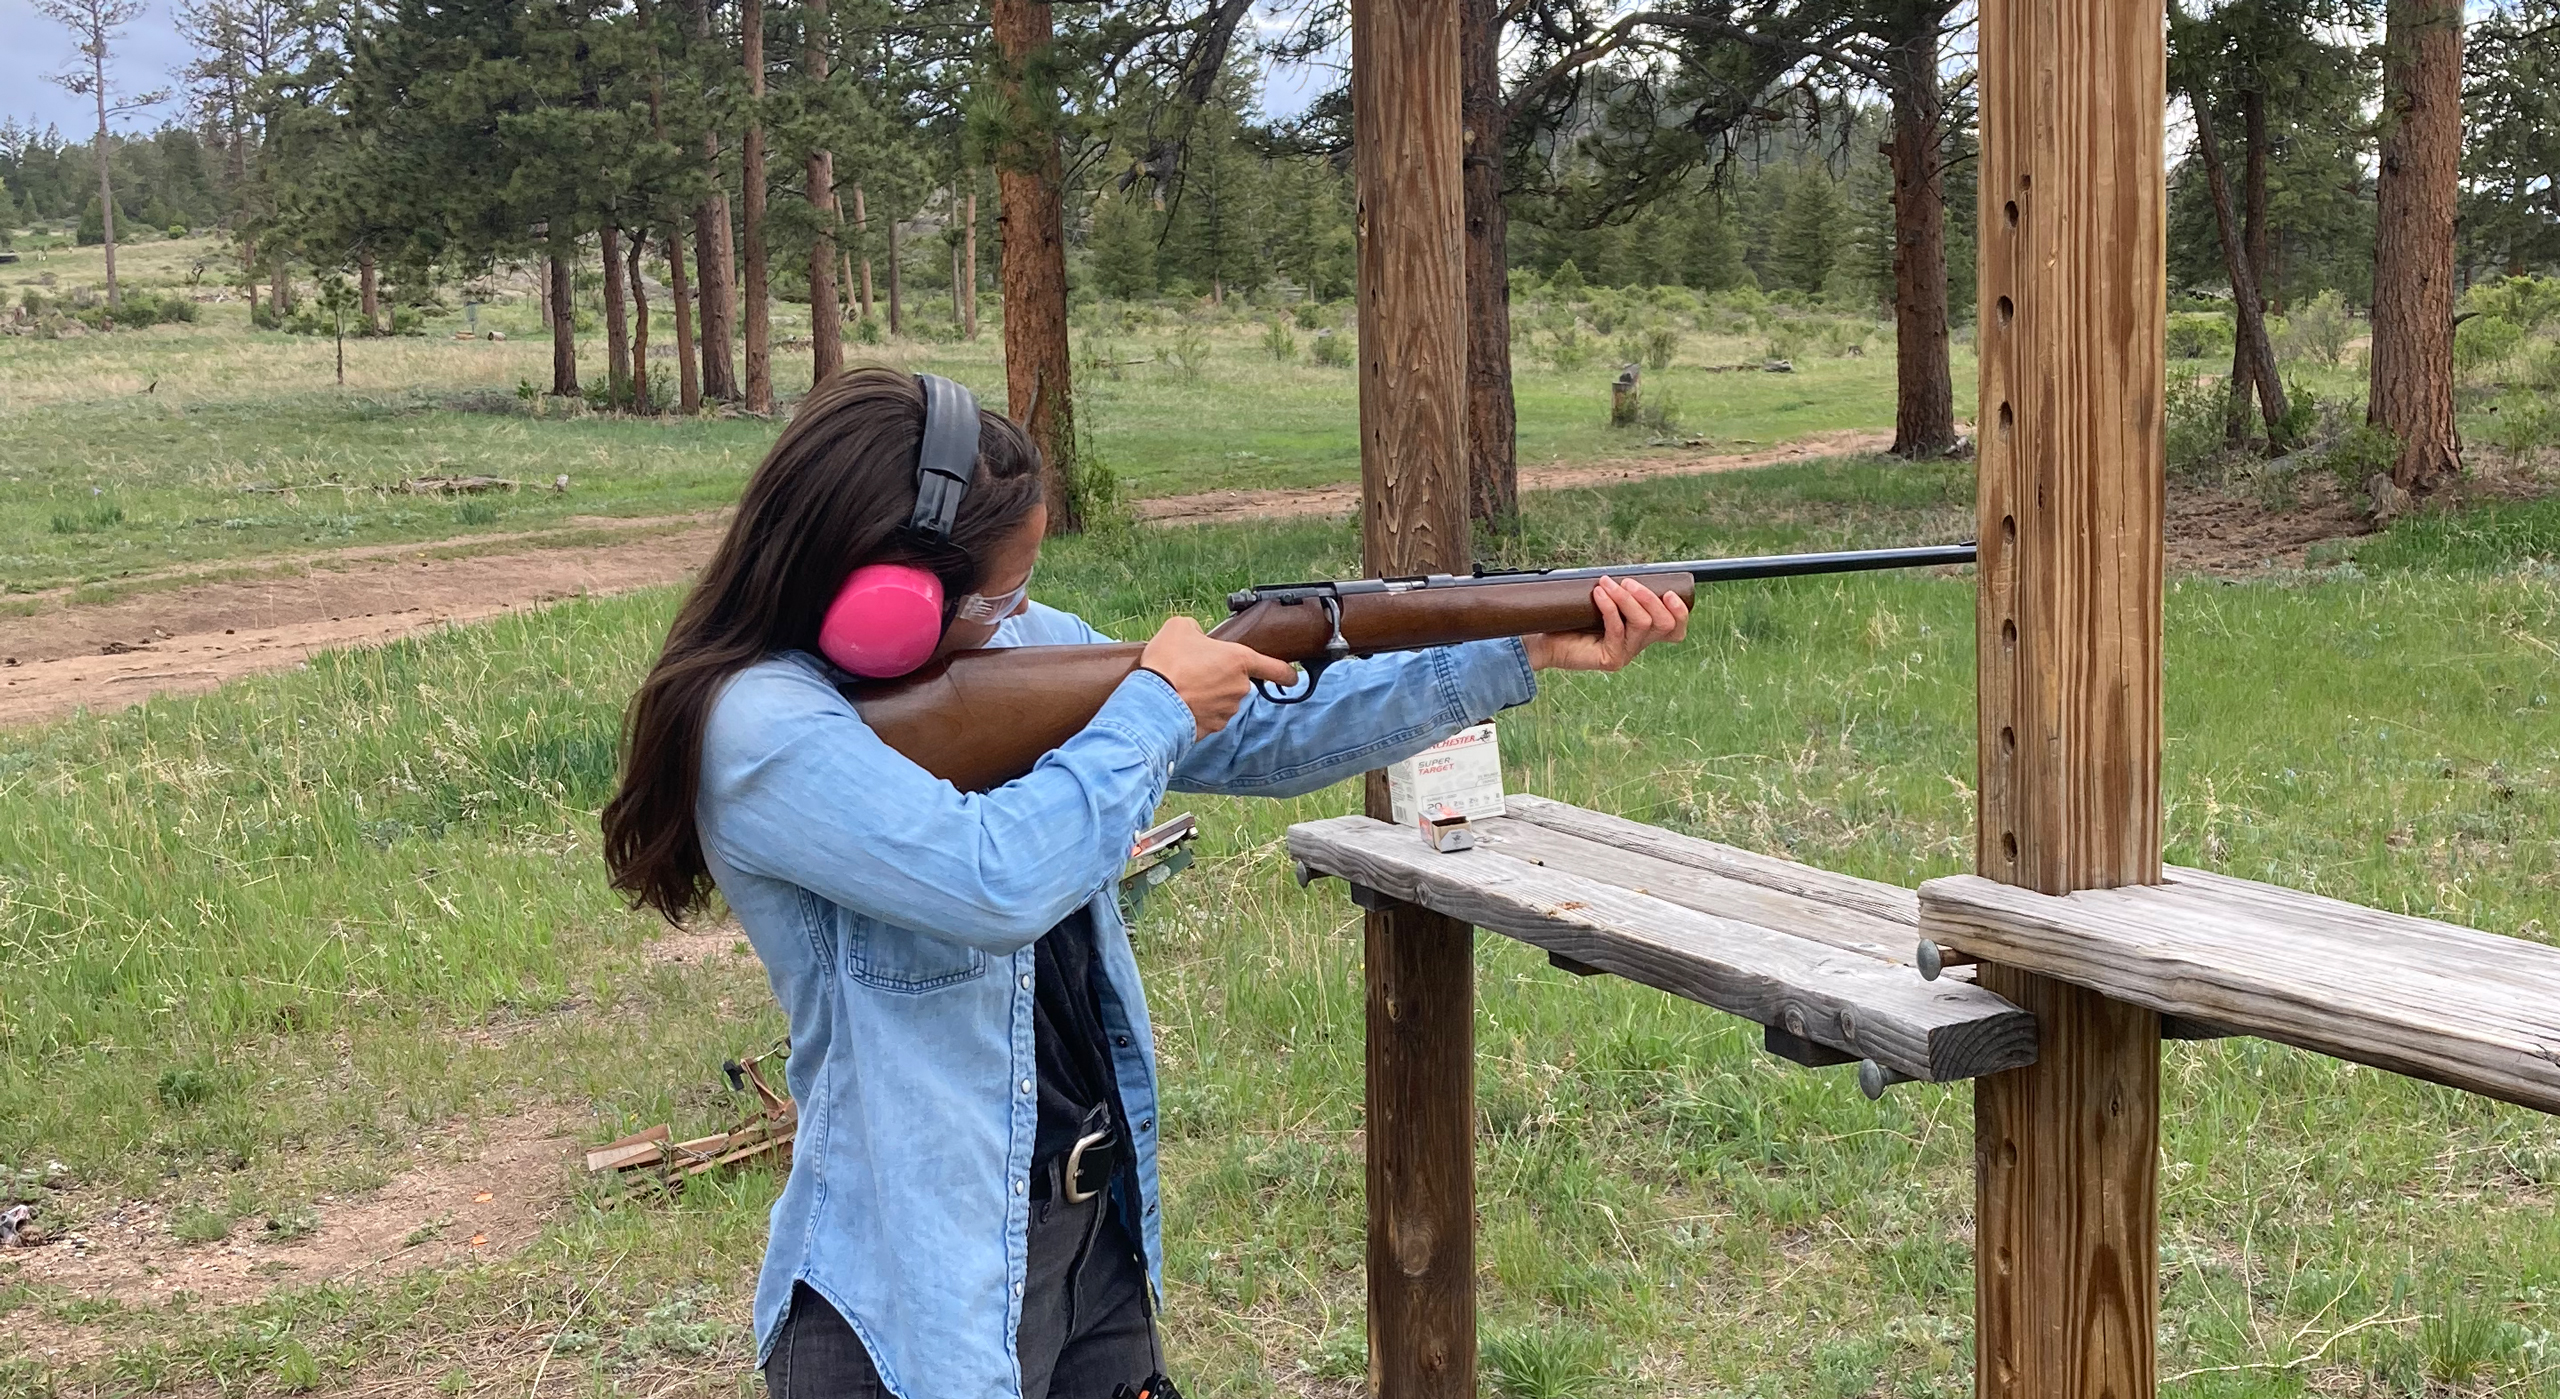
39, 0, 167, 308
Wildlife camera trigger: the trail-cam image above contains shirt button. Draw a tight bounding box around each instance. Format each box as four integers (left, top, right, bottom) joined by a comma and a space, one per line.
1012, 1280, 1024, 1297
1020, 974, 1033, 990
1115, 1035, 1131, 1047
1146, 1202, 1157, 1215
1014, 1178, 1027, 1196
1020, 1078, 1034, 1095
1139, 1118, 1153, 1133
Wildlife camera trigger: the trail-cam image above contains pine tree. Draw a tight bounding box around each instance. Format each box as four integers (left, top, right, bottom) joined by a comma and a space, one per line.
1088, 186, 1158, 299
1771, 164, 1843, 295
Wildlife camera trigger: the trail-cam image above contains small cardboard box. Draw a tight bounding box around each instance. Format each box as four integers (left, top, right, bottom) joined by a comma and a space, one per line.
1387, 722, 1505, 827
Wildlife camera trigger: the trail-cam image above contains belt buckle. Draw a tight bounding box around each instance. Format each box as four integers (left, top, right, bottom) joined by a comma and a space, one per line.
1062, 1128, 1111, 1204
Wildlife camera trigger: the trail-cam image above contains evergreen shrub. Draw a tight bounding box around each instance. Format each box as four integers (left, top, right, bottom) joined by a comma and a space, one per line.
2167, 312, 2234, 361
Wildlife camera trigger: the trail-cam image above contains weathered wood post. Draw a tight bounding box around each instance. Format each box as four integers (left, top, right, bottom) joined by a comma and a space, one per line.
1972, 0, 2167, 1393
1352, 0, 1473, 1388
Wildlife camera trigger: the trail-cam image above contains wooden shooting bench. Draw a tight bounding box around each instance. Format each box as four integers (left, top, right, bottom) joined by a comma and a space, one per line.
1293, 792, 2560, 1108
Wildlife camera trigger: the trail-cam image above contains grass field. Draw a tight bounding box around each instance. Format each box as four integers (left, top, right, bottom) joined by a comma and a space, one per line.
5, 453, 2559, 1397
8, 232, 2560, 1399
3, 235, 1960, 597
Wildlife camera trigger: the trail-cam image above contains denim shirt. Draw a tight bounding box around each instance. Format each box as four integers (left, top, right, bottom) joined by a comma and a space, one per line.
695, 602, 1538, 1398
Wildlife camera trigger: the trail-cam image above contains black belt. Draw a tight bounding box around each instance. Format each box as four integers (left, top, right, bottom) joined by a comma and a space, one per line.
1031, 1106, 1120, 1202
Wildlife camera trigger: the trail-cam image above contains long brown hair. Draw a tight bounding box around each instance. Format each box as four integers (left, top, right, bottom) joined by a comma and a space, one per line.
602, 367, 1045, 922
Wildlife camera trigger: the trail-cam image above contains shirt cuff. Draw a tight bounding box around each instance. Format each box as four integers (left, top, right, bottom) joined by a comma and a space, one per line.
1449, 636, 1539, 720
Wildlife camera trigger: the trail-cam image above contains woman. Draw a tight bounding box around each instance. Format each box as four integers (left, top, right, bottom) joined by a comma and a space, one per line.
602, 367, 1687, 1399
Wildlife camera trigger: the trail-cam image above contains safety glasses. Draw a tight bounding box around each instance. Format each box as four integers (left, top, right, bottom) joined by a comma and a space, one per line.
951, 571, 1032, 624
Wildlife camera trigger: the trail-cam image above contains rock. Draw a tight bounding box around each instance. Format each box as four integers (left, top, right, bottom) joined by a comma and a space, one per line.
2365, 471, 2411, 523
1761, 358, 1794, 373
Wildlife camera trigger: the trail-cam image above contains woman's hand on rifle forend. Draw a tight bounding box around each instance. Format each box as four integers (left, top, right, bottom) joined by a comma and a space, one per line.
1141, 616, 1304, 739
1522, 575, 1692, 673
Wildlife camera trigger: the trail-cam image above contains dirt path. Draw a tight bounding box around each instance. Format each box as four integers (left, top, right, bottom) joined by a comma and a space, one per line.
1, 523, 726, 727
1, 431, 2444, 728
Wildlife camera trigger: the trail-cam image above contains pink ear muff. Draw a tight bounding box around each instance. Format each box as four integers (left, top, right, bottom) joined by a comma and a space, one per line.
819, 563, 945, 678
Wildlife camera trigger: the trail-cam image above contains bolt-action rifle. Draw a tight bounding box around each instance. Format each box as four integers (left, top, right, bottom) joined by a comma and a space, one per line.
845, 542, 1976, 792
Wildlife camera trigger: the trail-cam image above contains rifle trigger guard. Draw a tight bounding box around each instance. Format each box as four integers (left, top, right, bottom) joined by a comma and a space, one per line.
1253, 594, 1349, 707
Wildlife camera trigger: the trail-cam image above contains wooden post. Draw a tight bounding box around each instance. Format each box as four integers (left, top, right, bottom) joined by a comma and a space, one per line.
1972, 0, 2166, 1395
1352, 0, 1473, 1389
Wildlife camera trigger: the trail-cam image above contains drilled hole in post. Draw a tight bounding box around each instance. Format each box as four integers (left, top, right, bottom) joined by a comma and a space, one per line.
2004, 199, 2019, 228
2001, 831, 2018, 863
1998, 402, 2014, 436
2000, 725, 2015, 756
1996, 295, 2015, 326
2001, 514, 2016, 544
2018, 173, 2032, 191
2001, 618, 2017, 651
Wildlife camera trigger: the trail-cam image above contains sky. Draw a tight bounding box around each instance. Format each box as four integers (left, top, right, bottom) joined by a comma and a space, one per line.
4, 0, 198, 137
1, 0, 1328, 139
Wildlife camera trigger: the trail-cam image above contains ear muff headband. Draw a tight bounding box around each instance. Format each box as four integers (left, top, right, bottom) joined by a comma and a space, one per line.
817, 374, 979, 679
910, 373, 978, 542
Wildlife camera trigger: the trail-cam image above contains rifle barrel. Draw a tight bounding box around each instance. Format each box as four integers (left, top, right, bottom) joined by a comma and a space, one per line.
1228, 542, 1976, 609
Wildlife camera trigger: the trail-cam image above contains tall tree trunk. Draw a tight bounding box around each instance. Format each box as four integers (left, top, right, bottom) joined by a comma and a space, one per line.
358, 251, 379, 334
534, 252, 549, 330
952, 189, 967, 335
94, 67, 119, 309
644, 0, 695, 413
740, 0, 773, 412
1885, 1, 1957, 457
548, 232, 580, 398
994, 0, 1082, 533
804, 0, 841, 387
668, 227, 702, 413
1460, 0, 1517, 528
853, 183, 875, 321
887, 212, 903, 335
628, 232, 653, 414
271, 259, 289, 316
2370, 0, 2463, 496
2241, 85, 2271, 313
2224, 82, 2272, 446
603, 225, 633, 407
2188, 90, 2290, 444
689, 0, 739, 402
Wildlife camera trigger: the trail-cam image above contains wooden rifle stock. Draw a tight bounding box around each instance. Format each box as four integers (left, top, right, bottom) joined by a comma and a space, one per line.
846, 542, 1974, 792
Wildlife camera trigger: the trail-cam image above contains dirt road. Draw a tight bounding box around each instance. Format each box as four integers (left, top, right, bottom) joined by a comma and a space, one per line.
1, 429, 2399, 727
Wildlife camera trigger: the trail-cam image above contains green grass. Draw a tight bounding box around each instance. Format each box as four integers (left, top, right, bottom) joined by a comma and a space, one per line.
3, 236, 1957, 595
5, 469, 2559, 1395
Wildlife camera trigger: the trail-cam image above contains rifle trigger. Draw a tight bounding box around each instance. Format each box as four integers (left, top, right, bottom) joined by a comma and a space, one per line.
1253, 656, 1333, 706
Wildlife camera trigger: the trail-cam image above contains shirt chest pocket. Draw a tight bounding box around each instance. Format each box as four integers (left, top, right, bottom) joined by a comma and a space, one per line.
838, 911, 988, 993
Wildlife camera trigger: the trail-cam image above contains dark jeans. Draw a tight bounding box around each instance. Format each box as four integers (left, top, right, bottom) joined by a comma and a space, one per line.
762, 1180, 1159, 1399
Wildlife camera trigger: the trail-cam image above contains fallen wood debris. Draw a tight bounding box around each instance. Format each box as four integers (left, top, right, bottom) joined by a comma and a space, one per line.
402, 474, 573, 495
587, 1045, 795, 1196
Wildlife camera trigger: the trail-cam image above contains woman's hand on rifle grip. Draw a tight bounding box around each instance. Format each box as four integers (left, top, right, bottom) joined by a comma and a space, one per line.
1140, 616, 1303, 739
1523, 575, 1692, 673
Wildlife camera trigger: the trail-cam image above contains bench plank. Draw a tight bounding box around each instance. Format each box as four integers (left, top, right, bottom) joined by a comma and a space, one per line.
1503, 795, 1923, 930
1470, 816, 1919, 964
1920, 871, 2560, 1116
1288, 815, 2035, 1084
